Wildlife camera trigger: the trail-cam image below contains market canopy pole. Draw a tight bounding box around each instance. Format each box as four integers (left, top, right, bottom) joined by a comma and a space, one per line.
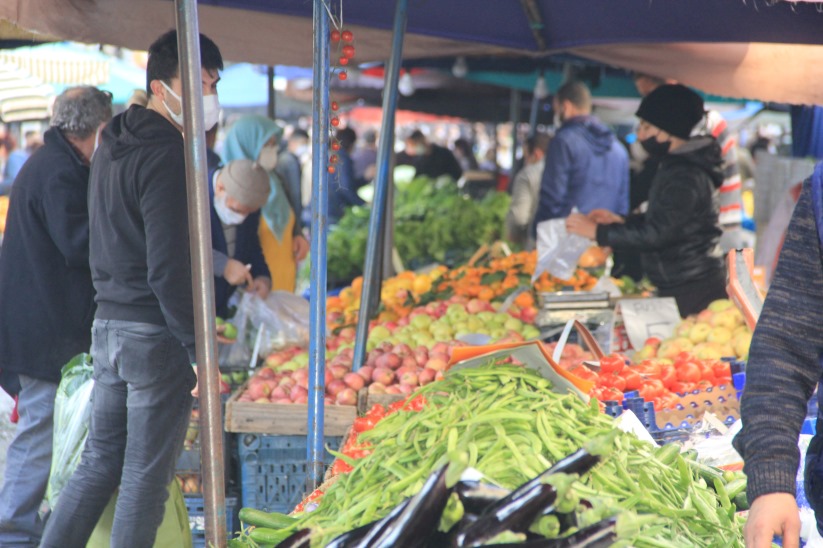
352, 0, 409, 373
306, 0, 331, 492
174, 0, 226, 545
509, 88, 521, 178
267, 65, 275, 119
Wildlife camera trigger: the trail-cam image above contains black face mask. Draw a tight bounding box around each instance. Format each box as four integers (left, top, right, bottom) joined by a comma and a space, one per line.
640, 136, 671, 158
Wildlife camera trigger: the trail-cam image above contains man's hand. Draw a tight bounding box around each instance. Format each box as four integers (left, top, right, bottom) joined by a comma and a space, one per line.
587, 209, 624, 224
251, 276, 271, 299
224, 259, 253, 287
565, 213, 598, 240
293, 234, 310, 262
744, 493, 800, 548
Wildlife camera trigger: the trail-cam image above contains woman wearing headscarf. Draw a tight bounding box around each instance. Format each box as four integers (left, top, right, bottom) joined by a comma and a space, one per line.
223, 115, 309, 291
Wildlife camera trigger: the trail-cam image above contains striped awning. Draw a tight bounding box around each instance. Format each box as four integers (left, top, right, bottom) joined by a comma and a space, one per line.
0, 44, 109, 86
0, 62, 52, 122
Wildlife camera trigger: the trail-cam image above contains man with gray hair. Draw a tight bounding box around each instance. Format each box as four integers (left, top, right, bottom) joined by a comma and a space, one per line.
0, 85, 111, 546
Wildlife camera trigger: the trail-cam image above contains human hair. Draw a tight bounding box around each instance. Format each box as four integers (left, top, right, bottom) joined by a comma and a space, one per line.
336, 127, 357, 151
51, 86, 113, 139
146, 30, 224, 96
453, 138, 473, 157
363, 129, 377, 145
407, 129, 426, 144
633, 72, 667, 87
555, 81, 592, 113
525, 132, 551, 156
290, 128, 309, 141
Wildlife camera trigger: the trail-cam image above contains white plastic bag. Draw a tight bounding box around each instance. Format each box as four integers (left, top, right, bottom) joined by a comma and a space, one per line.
251, 291, 311, 355
47, 353, 94, 505
220, 291, 311, 366
533, 217, 593, 281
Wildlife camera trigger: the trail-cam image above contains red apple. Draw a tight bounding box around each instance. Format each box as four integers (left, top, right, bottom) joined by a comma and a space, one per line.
385, 385, 403, 395
368, 382, 387, 394
398, 384, 415, 395
257, 367, 276, 379
326, 379, 347, 397
425, 357, 449, 372
375, 353, 401, 370
330, 365, 349, 379
418, 368, 437, 385
371, 367, 395, 386
357, 365, 374, 382
392, 343, 413, 358
344, 372, 365, 391
336, 388, 357, 406
399, 370, 419, 386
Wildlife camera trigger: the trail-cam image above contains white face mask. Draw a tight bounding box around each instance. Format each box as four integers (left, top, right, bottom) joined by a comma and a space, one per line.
214, 192, 247, 226
160, 81, 185, 127
213, 171, 248, 226
294, 145, 308, 158
160, 81, 220, 129
203, 94, 221, 130
257, 146, 279, 171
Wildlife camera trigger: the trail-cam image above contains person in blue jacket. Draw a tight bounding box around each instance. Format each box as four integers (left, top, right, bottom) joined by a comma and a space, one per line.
534, 80, 629, 225
209, 158, 272, 318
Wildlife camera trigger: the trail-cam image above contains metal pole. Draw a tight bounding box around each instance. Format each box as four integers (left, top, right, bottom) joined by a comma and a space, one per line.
174, 0, 225, 545
267, 66, 276, 119
509, 88, 521, 185
352, 0, 408, 372
306, 0, 330, 492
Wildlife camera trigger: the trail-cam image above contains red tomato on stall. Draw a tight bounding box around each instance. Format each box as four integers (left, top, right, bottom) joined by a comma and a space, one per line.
600, 355, 626, 375
621, 368, 643, 391
676, 362, 701, 383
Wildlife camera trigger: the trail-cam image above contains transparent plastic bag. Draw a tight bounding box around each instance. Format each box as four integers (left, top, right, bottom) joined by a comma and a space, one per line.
219, 291, 311, 366
533, 217, 593, 281
250, 291, 311, 355
47, 353, 94, 505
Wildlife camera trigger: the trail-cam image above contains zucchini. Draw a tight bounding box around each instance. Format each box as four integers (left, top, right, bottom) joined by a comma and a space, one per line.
248, 526, 294, 545
733, 491, 749, 511
238, 507, 297, 529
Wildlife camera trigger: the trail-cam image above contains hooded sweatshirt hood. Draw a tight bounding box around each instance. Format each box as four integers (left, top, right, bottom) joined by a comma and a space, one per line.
668, 136, 724, 189
102, 105, 182, 161
562, 115, 616, 155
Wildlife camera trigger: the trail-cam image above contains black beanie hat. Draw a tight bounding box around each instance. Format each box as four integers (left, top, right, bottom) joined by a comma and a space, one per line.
635, 84, 705, 140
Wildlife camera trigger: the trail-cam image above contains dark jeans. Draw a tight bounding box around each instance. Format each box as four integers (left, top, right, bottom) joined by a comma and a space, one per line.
40, 320, 195, 548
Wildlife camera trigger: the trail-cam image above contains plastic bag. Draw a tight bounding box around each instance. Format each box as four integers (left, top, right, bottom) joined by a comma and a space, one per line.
219, 291, 310, 366
533, 217, 593, 282
47, 353, 94, 505
250, 291, 310, 355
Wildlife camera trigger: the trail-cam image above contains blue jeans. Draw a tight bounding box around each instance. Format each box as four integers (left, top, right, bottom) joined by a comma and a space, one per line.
40, 320, 196, 548
0, 375, 57, 547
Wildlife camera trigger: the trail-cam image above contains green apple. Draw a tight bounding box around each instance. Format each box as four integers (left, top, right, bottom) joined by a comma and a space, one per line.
411, 315, 433, 329
369, 325, 391, 342
477, 311, 495, 323
504, 317, 523, 331
231, 371, 247, 384
215, 316, 225, 326
522, 325, 540, 340
222, 323, 237, 339
221, 373, 231, 384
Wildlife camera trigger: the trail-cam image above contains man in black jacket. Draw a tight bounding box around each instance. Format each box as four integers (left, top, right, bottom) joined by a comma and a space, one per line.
41, 30, 223, 548
567, 85, 727, 317
0, 86, 111, 547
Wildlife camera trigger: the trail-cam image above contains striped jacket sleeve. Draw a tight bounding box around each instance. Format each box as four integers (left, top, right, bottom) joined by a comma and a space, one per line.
732, 180, 823, 501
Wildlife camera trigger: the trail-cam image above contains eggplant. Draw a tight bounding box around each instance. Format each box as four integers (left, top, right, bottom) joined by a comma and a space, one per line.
323, 520, 376, 548
455, 483, 558, 547
275, 528, 311, 548
455, 481, 512, 515
454, 446, 603, 547
346, 498, 411, 548
363, 464, 452, 548
474, 516, 616, 547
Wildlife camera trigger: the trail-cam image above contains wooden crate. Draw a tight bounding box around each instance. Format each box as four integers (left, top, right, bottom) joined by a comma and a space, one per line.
224, 381, 356, 436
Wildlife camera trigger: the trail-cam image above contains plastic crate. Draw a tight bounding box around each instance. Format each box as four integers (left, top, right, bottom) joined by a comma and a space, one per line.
185, 494, 239, 548
237, 434, 342, 514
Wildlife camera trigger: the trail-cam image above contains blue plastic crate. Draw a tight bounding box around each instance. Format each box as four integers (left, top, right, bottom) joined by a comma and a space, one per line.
237, 434, 342, 514
185, 494, 239, 548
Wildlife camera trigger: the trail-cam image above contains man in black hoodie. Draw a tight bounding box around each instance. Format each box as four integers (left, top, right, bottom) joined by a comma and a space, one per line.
0, 86, 111, 548
566, 85, 727, 317
41, 31, 223, 548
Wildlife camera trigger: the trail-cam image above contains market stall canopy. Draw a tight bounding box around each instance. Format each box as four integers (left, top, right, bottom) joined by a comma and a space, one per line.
0, 62, 52, 122
2, 0, 823, 104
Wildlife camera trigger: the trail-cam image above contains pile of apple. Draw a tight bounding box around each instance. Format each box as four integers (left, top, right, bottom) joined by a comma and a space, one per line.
235, 298, 541, 405
632, 299, 752, 362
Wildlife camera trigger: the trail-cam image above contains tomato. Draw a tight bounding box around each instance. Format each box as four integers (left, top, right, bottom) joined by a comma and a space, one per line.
676, 362, 701, 383
589, 387, 606, 401
603, 387, 624, 403
715, 375, 732, 386
712, 361, 731, 379
352, 416, 377, 433
622, 369, 643, 391
696, 379, 714, 391
698, 362, 716, 383
366, 403, 386, 420
659, 364, 677, 390
635, 361, 662, 379
600, 355, 625, 375
609, 374, 626, 392
639, 379, 664, 400
658, 393, 681, 410
407, 395, 428, 411
569, 366, 598, 383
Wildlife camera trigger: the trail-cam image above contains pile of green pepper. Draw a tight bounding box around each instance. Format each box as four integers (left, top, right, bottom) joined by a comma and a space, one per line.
232, 365, 747, 547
